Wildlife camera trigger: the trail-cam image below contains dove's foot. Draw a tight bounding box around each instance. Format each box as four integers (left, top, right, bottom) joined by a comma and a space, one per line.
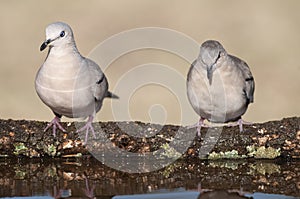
76, 116, 96, 144
44, 116, 66, 137
187, 118, 208, 137
227, 118, 253, 132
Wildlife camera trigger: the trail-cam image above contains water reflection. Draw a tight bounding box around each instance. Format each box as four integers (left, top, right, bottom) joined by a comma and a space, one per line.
0, 158, 298, 198
1, 191, 298, 199
113, 190, 298, 199
82, 175, 96, 199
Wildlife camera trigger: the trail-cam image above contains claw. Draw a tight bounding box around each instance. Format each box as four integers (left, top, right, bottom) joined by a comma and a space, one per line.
44, 116, 66, 137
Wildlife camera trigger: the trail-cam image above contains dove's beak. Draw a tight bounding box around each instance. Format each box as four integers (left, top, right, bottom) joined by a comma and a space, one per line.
207, 65, 214, 85
40, 39, 51, 51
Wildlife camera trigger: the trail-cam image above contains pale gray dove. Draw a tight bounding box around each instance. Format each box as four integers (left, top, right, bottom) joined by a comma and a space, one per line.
35, 22, 118, 144
187, 40, 255, 135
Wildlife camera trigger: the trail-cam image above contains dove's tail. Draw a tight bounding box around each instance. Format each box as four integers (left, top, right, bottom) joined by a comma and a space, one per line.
106, 91, 119, 99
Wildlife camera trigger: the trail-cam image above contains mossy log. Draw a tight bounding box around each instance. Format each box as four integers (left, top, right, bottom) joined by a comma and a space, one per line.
0, 117, 299, 159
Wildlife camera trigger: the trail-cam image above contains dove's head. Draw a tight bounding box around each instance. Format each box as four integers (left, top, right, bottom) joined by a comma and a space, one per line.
198, 40, 227, 84
40, 22, 75, 51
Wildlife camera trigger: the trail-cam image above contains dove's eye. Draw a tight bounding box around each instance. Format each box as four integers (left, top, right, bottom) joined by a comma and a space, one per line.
60, 31, 65, 37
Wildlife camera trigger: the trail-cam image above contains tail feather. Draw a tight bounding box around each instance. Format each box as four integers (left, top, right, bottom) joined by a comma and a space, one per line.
106, 91, 119, 99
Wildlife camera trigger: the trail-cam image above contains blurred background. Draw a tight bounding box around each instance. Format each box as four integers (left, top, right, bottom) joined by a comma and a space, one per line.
0, 0, 299, 126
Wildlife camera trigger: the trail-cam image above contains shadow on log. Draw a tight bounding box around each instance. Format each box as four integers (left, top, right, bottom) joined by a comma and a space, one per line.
0, 117, 299, 159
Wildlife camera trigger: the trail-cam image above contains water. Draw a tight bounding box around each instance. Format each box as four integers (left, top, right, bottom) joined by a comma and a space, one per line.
0, 158, 299, 198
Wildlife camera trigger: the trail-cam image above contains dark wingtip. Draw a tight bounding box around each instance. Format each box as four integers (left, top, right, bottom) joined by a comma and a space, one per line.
106, 91, 119, 99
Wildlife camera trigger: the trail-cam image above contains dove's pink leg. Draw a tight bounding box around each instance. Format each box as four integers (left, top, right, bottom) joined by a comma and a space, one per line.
188, 118, 208, 137
76, 115, 96, 144
227, 118, 252, 132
